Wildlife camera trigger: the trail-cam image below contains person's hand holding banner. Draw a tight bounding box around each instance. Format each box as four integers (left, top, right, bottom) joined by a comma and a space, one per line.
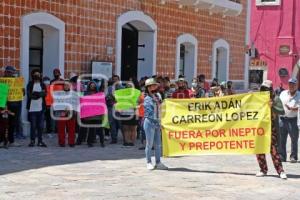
161, 92, 272, 157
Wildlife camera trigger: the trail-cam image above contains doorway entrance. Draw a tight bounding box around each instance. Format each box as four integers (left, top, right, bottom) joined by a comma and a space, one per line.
116, 11, 157, 81
121, 25, 139, 81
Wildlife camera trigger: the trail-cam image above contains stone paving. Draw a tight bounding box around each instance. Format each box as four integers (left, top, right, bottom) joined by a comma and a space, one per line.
0, 135, 300, 200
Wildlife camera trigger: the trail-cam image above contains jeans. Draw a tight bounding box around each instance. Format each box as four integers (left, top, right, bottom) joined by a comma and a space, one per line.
139, 118, 146, 143
7, 101, 22, 142
108, 107, 122, 142
279, 117, 299, 160
29, 111, 44, 142
144, 118, 162, 164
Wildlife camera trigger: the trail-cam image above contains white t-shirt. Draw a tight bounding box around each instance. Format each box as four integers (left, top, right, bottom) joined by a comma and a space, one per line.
29, 83, 43, 112
279, 90, 300, 118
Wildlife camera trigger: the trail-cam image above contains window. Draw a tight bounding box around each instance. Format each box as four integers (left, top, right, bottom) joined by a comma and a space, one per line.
179, 44, 185, 76
256, 0, 281, 6
29, 26, 43, 76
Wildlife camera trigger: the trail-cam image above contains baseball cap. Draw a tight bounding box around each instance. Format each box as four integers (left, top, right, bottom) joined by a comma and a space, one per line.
288, 78, 297, 84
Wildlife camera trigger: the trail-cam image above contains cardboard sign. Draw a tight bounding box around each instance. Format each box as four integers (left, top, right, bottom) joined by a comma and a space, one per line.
80, 92, 107, 118
0, 83, 9, 107
52, 91, 79, 112
0, 77, 24, 101
114, 88, 141, 110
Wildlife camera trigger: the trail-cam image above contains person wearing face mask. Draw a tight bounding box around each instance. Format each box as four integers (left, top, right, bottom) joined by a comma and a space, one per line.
56, 80, 76, 147
143, 78, 168, 170
26, 69, 47, 147
191, 78, 199, 98
172, 78, 192, 99
3, 66, 25, 145
78, 81, 105, 147
50, 68, 64, 84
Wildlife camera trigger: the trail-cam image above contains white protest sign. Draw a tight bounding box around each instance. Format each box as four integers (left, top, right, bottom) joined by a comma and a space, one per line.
52, 91, 79, 112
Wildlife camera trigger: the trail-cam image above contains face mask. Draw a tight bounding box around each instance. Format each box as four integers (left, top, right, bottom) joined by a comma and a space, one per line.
33, 75, 40, 80
44, 81, 50, 85
54, 75, 60, 79
191, 83, 198, 88
170, 88, 176, 93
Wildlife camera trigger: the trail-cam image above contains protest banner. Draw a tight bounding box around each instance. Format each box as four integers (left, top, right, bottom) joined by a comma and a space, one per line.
161, 92, 271, 157
114, 88, 141, 110
52, 91, 79, 112
0, 77, 24, 101
0, 83, 9, 107
80, 92, 107, 118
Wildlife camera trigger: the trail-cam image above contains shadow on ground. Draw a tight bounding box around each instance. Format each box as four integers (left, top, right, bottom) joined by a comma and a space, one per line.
0, 136, 145, 175
169, 167, 300, 179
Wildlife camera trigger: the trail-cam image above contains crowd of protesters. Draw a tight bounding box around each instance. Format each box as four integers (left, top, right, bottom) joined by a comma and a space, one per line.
0, 65, 299, 178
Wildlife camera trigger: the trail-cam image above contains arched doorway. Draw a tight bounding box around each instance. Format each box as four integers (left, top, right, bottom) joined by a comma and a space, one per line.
116, 11, 157, 80
21, 12, 65, 84
175, 34, 198, 84
212, 39, 230, 82
20, 12, 65, 120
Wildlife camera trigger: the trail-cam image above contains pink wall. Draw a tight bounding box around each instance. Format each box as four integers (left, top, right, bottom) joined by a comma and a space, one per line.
251, 0, 300, 88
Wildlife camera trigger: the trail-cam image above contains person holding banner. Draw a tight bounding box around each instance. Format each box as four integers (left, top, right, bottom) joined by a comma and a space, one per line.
143, 78, 168, 170
119, 79, 140, 147
78, 81, 105, 147
256, 80, 287, 179
27, 69, 47, 147
56, 80, 76, 147
3, 66, 25, 145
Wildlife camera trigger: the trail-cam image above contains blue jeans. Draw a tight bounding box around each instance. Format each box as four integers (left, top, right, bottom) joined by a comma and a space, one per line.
108, 107, 122, 142
144, 118, 162, 164
29, 111, 44, 142
279, 117, 299, 160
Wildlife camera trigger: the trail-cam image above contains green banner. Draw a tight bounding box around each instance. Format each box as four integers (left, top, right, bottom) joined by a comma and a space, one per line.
0, 83, 9, 108
114, 88, 141, 110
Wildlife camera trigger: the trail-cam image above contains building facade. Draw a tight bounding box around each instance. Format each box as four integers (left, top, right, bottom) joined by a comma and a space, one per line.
250, 0, 300, 88
1, 0, 247, 88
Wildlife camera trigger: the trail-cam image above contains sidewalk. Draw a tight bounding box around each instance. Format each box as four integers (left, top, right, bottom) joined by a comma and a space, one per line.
0, 136, 299, 200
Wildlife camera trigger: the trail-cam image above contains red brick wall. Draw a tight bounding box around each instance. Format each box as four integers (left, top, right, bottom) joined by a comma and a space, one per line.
0, 0, 247, 80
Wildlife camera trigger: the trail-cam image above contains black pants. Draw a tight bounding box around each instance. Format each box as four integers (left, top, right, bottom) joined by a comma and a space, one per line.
78, 127, 104, 145
77, 118, 104, 145
8, 101, 22, 143
45, 107, 52, 133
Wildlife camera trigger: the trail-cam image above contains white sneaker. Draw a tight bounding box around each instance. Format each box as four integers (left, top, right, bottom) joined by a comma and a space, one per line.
155, 162, 168, 170
279, 172, 287, 180
256, 171, 267, 177
147, 163, 155, 170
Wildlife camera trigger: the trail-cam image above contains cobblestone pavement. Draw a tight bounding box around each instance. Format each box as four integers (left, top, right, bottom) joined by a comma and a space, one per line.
0, 135, 299, 200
